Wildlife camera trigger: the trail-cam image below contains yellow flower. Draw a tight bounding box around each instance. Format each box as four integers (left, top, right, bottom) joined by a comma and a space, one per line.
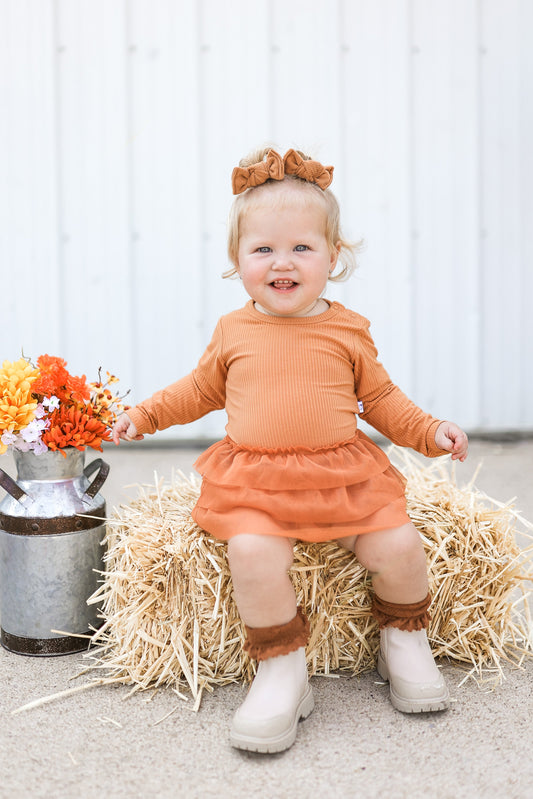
0, 358, 40, 453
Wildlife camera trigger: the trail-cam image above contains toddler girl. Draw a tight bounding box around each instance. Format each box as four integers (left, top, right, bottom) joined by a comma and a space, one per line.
113, 147, 468, 754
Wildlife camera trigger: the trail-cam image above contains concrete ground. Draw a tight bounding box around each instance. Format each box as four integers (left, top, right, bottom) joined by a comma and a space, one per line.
1, 438, 532, 799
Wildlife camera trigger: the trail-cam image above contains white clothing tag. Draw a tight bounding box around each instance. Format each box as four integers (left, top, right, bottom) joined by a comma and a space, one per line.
357, 400, 364, 413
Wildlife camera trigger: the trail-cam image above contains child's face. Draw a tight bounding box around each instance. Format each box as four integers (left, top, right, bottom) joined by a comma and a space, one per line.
237, 198, 339, 317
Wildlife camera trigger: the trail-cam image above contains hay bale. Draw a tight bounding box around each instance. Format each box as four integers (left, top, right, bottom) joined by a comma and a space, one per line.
86, 450, 533, 703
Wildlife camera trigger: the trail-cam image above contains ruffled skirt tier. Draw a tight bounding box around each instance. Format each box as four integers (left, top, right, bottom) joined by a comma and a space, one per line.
192, 430, 411, 542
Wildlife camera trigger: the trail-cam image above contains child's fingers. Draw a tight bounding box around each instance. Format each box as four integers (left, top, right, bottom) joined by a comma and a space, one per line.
123, 421, 143, 442
436, 422, 468, 461
435, 422, 454, 452
111, 424, 124, 445
450, 430, 469, 462
112, 414, 140, 445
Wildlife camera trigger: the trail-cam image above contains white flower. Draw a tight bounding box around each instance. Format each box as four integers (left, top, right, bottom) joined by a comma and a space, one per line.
34, 403, 46, 419
31, 440, 49, 455
43, 395, 60, 410
20, 420, 44, 443
1, 430, 18, 448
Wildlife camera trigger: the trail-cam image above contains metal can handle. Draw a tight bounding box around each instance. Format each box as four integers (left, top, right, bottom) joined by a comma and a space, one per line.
83, 458, 110, 499
0, 467, 29, 502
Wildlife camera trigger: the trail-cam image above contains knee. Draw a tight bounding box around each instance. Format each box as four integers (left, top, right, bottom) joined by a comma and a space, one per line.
227, 534, 294, 582
355, 523, 424, 575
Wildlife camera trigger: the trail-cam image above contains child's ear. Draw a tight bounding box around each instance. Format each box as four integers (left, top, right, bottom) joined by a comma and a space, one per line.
329, 241, 341, 271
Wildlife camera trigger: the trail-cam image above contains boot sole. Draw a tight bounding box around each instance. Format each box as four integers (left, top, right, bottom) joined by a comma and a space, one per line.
377, 652, 450, 714
230, 685, 315, 754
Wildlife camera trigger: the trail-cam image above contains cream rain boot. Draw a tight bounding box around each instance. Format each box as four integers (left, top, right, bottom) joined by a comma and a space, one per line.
378, 626, 450, 713
230, 647, 314, 753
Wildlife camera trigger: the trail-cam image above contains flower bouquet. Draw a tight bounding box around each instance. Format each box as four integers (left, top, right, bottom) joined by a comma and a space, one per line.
0, 355, 128, 456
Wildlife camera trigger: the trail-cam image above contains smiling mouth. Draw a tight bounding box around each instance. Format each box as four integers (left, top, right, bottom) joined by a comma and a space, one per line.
271, 280, 298, 290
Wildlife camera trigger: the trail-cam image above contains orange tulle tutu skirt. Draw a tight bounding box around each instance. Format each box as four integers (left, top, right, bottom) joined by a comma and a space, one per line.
191, 430, 411, 543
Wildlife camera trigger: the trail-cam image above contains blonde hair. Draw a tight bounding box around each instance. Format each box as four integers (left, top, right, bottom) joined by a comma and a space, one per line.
224, 147, 361, 281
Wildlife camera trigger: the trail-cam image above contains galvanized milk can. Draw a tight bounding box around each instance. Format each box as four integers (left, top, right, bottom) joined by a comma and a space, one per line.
0, 447, 109, 655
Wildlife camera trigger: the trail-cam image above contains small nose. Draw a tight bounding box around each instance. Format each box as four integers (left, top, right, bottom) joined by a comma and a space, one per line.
272, 251, 294, 270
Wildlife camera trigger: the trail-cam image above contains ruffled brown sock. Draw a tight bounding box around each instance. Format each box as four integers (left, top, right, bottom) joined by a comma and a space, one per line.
243, 607, 310, 661
372, 592, 432, 631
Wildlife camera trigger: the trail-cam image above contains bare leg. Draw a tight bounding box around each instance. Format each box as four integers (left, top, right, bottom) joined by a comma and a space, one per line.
338, 522, 429, 603
227, 533, 297, 627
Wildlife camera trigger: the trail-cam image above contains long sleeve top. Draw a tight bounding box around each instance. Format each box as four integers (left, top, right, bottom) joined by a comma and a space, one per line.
127, 300, 445, 457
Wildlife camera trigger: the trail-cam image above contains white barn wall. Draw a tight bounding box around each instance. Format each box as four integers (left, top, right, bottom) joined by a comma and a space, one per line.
411, 0, 480, 424
1, 1, 60, 352
56, 0, 133, 391
480, 0, 533, 430
1, 0, 532, 440
128, 0, 208, 438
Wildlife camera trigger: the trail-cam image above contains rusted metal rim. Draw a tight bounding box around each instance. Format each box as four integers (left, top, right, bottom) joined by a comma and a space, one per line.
83, 458, 110, 498
0, 503, 106, 535
1, 628, 96, 656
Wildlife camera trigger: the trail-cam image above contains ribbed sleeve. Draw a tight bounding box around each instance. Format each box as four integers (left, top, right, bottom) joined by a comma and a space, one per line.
352, 317, 445, 457
358, 384, 443, 457
127, 320, 227, 435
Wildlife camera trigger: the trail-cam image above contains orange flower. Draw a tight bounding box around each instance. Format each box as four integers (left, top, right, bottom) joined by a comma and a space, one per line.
42, 405, 111, 453
37, 354, 68, 371
32, 355, 89, 404
31, 355, 68, 397
65, 373, 90, 403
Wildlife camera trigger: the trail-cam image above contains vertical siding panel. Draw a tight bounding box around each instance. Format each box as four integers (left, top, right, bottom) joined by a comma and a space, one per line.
411, 0, 480, 426
480, 0, 531, 429
520, 0, 533, 428
128, 0, 206, 438
56, 1, 131, 385
1, 0, 60, 356
270, 0, 342, 162
338, 1, 413, 397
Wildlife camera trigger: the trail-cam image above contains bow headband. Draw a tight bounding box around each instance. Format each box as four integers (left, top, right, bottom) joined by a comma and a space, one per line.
231, 149, 334, 195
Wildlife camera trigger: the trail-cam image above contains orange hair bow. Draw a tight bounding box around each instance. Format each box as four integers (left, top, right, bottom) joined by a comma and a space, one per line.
231, 148, 334, 194
232, 150, 284, 195
283, 149, 334, 190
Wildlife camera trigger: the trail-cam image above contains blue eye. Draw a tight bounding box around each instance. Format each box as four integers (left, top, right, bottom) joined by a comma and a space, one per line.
257, 246, 271, 253
294, 245, 309, 252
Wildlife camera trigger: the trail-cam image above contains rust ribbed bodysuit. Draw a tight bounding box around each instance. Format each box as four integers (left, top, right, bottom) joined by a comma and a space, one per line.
127, 301, 446, 541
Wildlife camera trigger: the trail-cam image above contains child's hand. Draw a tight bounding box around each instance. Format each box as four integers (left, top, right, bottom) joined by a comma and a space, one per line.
112, 413, 144, 445
434, 421, 468, 462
